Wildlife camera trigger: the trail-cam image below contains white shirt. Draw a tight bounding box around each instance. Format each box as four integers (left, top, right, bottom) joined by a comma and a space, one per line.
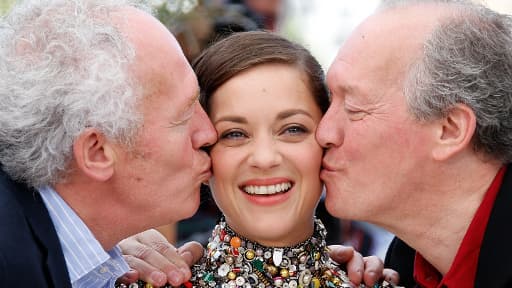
39, 186, 129, 288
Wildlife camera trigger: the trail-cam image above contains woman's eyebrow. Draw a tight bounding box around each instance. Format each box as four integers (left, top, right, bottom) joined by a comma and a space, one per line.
276, 109, 314, 120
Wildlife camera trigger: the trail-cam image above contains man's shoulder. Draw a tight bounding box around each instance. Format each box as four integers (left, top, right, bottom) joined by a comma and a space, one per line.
0, 167, 27, 205
0, 167, 32, 229
0, 168, 71, 286
0, 168, 40, 257
0, 175, 47, 284
384, 237, 416, 287
475, 165, 512, 287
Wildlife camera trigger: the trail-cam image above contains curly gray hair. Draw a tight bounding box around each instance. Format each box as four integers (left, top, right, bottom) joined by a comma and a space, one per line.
0, 0, 152, 188
381, 0, 512, 163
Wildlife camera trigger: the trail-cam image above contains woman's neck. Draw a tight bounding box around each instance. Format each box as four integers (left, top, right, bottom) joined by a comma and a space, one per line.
224, 217, 316, 247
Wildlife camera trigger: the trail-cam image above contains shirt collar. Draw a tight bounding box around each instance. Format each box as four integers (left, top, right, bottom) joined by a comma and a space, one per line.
38, 186, 129, 287
413, 166, 506, 288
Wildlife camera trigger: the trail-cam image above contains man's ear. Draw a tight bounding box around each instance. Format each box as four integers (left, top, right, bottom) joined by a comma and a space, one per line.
432, 103, 476, 161
73, 128, 115, 182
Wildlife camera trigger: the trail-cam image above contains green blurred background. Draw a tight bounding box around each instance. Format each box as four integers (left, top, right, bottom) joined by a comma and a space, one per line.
0, 0, 15, 15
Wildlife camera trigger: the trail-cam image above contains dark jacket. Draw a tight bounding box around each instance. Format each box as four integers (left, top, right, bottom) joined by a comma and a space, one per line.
385, 166, 512, 287
0, 168, 71, 287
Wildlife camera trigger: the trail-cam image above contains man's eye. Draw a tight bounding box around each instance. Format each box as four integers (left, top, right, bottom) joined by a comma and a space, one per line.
168, 109, 193, 127
344, 107, 367, 121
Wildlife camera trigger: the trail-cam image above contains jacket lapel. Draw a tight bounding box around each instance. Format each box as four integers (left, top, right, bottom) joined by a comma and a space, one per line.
475, 165, 512, 287
15, 184, 71, 288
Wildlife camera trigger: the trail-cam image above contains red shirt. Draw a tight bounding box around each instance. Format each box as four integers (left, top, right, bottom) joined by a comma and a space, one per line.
413, 167, 506, 288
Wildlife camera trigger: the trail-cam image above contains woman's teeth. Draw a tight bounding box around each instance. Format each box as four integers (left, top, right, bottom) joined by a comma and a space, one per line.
243, 182, 292, 195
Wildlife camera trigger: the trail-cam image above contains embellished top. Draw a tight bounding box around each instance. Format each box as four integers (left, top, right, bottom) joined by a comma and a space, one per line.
117, 218, 397, 288
188, 217, 359, 288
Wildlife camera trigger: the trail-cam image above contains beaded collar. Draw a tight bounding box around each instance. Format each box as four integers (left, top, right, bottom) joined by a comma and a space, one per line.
118, 218, 397, 288
186, 217, 354, 288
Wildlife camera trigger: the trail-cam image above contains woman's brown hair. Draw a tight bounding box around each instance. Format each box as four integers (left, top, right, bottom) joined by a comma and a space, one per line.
192, 31, 329, 115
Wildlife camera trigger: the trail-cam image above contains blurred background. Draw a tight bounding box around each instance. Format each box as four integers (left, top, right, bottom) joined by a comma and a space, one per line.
2, 0, 512, 260
2, 0, 512, 67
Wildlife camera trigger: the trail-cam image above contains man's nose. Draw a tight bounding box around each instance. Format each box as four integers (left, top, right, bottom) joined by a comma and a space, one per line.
192, 102, 217, 150
316, 105, 344, 148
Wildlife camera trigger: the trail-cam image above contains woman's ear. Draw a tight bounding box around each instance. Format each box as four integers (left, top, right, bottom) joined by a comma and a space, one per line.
73, 128, 115, 182
432, 103, 476, 161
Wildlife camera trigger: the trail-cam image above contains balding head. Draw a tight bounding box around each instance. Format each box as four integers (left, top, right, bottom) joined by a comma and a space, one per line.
377, 0, 512, 163
344, 1, 460, 89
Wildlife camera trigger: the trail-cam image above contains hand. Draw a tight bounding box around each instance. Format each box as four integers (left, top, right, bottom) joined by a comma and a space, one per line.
328, 245, 400, 286
117, 229, 203, 287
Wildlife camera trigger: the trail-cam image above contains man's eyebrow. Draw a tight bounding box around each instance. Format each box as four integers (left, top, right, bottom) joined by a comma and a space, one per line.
188, 91, 199, 108
180, 91, 199, 115
168, 92, 199, 127
333, 82, 357, 96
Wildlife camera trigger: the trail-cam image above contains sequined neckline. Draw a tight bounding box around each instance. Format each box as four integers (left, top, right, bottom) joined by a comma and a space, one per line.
187, 217, 353, 288
117, 219, 398, 288
220, 217, 323, 252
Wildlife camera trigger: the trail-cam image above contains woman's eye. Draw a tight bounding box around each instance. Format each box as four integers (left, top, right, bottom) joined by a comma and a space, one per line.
217, 129, 249, 147
284, 125, 307, 135
279, 124, 310, 143
221, 130, 246, 139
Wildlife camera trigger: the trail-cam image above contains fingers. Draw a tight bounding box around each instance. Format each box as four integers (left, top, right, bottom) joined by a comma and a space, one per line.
327, 245, 355, 263
362, 256, 384, 286
345, 250, 364, 285
134, 234, 193, 284
176, 241, 204, 268
382, 268, 400, 286
119, 229, 191, 286
328, 245, 363, 284
122, 255, 167, 287
327, 245, 388, 286
116, 270, 140, 285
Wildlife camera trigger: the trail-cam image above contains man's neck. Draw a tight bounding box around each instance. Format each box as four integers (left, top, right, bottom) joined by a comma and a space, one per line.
388, 159, 501, 274
54, 180, 124, 250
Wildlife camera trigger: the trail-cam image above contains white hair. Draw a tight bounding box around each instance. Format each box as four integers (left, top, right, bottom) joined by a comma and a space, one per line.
380, 0, 512, 163
0, 0, 152, 187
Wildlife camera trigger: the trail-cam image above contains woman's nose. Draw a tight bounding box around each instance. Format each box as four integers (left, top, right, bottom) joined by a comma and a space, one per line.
247, 136, 282, 169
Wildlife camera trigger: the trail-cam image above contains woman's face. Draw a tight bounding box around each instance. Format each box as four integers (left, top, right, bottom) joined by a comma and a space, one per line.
208, 63, 324, 246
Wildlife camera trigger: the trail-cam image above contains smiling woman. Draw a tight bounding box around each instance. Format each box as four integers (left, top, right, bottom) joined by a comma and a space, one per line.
118, 30, 396, 288
206, 62, 324, 247
177, 30, 339, 288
